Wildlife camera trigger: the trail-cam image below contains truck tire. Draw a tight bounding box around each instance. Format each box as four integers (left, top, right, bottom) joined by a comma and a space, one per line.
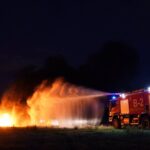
112, 118, 121, 129
141, 117, 150, 129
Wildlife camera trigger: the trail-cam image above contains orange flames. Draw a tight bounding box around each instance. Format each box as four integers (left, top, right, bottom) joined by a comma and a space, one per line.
0, 79, 105, 128
0, 98, 30, 127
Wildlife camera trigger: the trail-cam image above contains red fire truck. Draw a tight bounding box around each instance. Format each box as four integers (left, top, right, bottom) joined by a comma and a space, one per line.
109, 87, 150, 128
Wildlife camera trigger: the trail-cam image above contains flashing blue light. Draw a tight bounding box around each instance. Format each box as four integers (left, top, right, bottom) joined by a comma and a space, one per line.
112, 96, 117, 100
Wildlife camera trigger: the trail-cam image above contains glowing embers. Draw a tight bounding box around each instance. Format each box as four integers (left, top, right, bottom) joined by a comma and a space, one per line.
0, 113, 13, 127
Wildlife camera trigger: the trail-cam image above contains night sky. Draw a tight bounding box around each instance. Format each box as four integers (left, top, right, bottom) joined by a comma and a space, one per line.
0, 0, 150, 92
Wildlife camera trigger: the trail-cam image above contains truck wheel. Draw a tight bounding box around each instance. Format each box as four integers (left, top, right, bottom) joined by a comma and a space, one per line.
113, 118, 121, 129
141, 117, 150, 129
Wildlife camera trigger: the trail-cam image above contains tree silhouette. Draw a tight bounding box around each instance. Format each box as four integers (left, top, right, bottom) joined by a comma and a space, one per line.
78, 41, 139, 91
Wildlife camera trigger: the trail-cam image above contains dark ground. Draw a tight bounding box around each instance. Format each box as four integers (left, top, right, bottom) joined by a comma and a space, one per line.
0, 126, 150, 150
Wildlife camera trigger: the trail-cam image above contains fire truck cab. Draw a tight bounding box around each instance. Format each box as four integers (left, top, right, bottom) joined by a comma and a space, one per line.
109, 88, 150, 128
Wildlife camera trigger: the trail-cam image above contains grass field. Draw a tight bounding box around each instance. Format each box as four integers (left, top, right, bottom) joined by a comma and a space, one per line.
0, 126, 150, 150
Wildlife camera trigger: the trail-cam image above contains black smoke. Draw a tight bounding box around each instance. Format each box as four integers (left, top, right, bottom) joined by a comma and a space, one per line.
1, 41, 139, 103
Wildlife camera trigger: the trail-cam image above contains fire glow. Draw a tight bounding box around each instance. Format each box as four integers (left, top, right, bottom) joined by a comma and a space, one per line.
0, 113, 13, 127
0, 79, 109, 128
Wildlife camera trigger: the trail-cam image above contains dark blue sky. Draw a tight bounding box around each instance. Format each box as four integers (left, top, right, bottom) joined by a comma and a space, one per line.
0, 0, 150, 90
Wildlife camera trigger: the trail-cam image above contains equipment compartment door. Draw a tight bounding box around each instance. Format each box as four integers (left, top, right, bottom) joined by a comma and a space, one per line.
120, 99, 129, 114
